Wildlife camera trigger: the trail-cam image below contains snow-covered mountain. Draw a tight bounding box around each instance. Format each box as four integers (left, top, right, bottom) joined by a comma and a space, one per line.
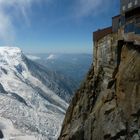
0, 47, 69, 140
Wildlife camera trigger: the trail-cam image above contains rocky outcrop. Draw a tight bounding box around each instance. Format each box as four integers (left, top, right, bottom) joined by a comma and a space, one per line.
58, 43, 140, 140
0, 83, 7, 94
0, 130, 3, 138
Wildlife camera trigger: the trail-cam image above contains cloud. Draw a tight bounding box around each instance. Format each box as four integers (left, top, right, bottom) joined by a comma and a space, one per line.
0, 0, 36, 43
47, 54, 56, 60
26, 55, 41, 60
74, 0, 111, 18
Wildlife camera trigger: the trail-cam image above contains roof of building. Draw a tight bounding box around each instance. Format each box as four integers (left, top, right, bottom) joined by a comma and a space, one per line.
93, 26, 112, 42
112, 15, 121, 19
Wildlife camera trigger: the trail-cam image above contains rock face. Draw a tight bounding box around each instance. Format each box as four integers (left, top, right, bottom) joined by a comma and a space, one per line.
58, 41, 140, 139
0, 130, 4, 138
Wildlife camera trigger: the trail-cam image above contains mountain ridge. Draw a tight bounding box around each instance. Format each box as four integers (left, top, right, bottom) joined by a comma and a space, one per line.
0, 46, 69, 140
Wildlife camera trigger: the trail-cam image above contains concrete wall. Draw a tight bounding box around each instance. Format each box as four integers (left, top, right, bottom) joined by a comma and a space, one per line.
112, 16, 120, 33
93, 33, 118, 76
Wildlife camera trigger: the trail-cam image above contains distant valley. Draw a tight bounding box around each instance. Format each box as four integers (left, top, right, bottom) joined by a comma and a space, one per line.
26, 53, 92, 98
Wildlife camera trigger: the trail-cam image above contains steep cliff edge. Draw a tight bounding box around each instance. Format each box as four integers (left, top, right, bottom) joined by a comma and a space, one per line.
58, 43, 140, 140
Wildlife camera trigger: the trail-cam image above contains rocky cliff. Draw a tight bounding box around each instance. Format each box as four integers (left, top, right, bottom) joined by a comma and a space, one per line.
58, 41, 140, 140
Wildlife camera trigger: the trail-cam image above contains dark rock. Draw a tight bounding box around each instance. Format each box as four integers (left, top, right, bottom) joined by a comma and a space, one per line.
0, 83, 7, 94
0, 130, 4, 138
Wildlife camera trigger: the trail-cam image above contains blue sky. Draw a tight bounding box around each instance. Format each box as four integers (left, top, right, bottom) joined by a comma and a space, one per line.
0, 0, 120, 53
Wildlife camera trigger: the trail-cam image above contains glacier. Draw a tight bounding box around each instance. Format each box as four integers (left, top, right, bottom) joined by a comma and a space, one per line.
0, 47, 68, 140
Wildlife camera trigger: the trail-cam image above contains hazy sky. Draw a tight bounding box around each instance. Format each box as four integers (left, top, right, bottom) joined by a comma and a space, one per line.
0, 0, 119, 53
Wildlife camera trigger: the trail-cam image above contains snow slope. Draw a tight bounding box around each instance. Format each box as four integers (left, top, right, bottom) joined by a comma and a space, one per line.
0, 47, 68, 140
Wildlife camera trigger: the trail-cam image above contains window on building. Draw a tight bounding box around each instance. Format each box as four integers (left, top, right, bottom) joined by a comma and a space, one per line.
128, 2, 132, 8
135, 25, 140, 34
136, 17, 140, 24
124, 23, 135, 33
122, 6, 126, 11
135, 0, 138, 5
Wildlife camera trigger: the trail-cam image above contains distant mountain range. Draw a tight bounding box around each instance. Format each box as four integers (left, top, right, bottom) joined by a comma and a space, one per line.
26, 53, 92, 95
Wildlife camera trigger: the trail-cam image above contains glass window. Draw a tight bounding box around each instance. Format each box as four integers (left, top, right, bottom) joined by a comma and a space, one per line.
122, 6, 126, 11
135, 0, 138, 5
128, 2, 132, 8
124, 23, 134, 33
136, 17, 140, 24
135, 25, 140, 34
